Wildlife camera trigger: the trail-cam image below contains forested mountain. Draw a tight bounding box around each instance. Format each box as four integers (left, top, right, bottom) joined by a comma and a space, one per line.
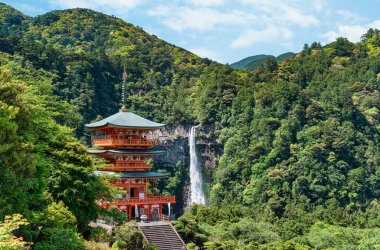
1, 2, 380, 249
231, 52, 295, 70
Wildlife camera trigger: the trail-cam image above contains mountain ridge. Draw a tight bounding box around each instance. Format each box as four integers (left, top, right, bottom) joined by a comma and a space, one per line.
231, 52, 295, 70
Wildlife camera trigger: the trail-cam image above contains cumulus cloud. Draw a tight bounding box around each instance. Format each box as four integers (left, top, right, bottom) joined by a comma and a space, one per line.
189, 47, 221, 61
336, 9, 366, 23
324, 20, 380, 43
240, 0, 319, 27
49, 0, 145, 11
148, 6, 256, 32
189, 0, 225, 6
313, 0, 326, 12
13, 3, 46, 15
230, 26, 293, 48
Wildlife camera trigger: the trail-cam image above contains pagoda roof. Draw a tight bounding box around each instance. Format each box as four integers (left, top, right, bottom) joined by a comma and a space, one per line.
85, 111, 165, 129
120, 171, 169, 179
87, 149, 165, 155
94, 171, 169, 179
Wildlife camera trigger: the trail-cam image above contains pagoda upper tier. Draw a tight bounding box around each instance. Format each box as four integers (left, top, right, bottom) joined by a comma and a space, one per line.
86, 111, 165, 129
85, 111, 165, 149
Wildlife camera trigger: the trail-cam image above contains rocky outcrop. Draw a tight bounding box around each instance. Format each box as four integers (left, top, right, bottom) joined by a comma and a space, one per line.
152, 125, 222, 214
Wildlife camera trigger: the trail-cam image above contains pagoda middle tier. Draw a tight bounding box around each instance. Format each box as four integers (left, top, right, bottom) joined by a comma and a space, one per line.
88, 149, 164, 172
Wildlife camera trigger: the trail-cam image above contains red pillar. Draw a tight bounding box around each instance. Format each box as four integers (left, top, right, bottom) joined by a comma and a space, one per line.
148, 204, 151, 220
128, 205, 132, 221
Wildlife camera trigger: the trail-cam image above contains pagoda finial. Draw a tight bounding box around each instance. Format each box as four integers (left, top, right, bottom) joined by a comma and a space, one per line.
120, 66, 128, 112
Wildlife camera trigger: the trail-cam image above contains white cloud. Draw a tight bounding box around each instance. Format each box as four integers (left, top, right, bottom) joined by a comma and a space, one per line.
313, 0, 326, 12
337, 10, 358, 19
148, 6, 257, 32
189, 47, 221, 61
189, 0, 225, 6
13, 3, 46, 15
240, 0, 319, 27
336, 9, 366, 23
324, 20, 380, 43
49, 0, 145, 11
230, 26, 293, 48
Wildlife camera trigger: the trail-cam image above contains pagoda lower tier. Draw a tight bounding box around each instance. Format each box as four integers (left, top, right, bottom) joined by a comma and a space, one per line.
99, 196, 176, 221
96, 173, 175, 220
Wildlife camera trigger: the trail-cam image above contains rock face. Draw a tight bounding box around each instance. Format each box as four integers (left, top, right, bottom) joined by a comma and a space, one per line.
154, 125, 189, 166
153, 125, 222, 215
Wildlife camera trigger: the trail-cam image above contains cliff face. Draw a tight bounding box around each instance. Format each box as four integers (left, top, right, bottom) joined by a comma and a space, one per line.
154, 125, 221, 214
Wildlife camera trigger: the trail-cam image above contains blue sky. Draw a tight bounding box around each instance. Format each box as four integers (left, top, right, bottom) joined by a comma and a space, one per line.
3, 0, 380, 63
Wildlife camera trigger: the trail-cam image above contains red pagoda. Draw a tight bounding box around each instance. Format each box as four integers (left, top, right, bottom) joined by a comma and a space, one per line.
85, 68, 175, 221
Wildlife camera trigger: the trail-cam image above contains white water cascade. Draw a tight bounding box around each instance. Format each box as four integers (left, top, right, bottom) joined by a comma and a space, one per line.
189, 126, 206, 205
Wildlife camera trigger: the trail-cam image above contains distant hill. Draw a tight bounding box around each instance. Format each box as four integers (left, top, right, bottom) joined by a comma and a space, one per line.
231, 52, 295, 70
230, 54, 270, 69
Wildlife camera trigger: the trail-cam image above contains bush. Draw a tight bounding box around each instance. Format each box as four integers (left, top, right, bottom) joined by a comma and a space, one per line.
34, 242, 57, 250
299, 222, 360, 250
0, 214, 29, 249
113, 222, 144, 249
104, 207, 128, 226
88, 227, 112, 243
47, 228, 85, 250
84, 240, 110, 250
145, 243, 158, 250
34, 201, 77, 230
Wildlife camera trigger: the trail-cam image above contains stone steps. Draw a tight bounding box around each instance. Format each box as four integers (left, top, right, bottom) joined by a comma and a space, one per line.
139, 223, 186, 250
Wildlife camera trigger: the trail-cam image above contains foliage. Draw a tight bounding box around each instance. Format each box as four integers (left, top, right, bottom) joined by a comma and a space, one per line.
0, 32, 107, 247
103, 207, 128, 226
113, 222, 144, 250
144, 243, 158, 250
173, 212, 208, 246
0, 214, 29, 249
88, 227, 113, 243
33, 201, 77, 230
83, 241, 110, 250
36, 228, 84, 250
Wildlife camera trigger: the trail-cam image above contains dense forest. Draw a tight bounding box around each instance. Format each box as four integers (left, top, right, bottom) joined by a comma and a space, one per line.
1, 2, 380, 249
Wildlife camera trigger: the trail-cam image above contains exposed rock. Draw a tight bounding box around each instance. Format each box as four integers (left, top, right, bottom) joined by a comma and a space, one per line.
152, 125, 222, 214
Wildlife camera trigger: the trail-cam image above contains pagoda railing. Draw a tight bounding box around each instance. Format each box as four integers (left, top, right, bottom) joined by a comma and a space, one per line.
91, 138, 156, 147
100, 195, 176, 206
101, 163, 152, 171
114, 162, 151, 168
108, 178, 147, 185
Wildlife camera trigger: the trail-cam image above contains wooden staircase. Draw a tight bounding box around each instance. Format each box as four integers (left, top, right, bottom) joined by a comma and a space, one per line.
139, 222, 186, 250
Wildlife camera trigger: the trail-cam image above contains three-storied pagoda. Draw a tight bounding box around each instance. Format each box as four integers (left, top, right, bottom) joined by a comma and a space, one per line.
85, 68, 175, 221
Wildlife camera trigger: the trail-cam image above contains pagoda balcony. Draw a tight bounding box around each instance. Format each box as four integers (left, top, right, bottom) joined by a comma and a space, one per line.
101, 163, 152, 172
91, 138, 156, 148
100, 195, 176, 206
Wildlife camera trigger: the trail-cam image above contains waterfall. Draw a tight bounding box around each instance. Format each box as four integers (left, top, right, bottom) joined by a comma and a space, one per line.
189, 126, 206, 205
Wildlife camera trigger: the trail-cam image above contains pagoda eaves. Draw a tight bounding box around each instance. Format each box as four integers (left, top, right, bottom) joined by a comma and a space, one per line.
85, 111, 165, 129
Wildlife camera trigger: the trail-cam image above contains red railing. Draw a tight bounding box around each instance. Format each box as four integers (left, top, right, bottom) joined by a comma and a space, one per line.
92, 138, 156, 147
101, 163, 152, 171
107, 178, 147, 185
101, 195, 176, 206
114, 162, 152, 168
